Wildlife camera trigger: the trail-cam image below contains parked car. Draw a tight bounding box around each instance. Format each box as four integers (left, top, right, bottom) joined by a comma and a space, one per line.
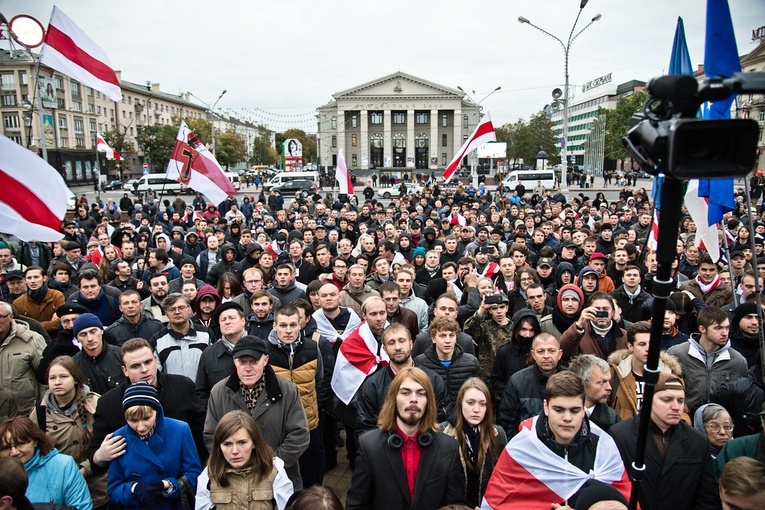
123, 179, 139, 191
270, 179, 317, 194
380, 183, 421, 199
104, 180, 123, 190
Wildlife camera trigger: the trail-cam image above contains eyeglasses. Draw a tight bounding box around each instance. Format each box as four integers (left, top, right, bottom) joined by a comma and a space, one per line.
0, 439, 32, 452
166, 305, 189, 314
705, 422, 734, 432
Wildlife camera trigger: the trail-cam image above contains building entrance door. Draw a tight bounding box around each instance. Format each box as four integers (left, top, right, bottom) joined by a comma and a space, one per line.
393, 147, 406, 167
415, 147, 428, 169
371, 147, 383, 168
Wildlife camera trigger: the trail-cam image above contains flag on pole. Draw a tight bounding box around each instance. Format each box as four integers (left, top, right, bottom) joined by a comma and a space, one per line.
166, 121, 236, 205
0, 134, 70, 242
96, 132, 122, 161
39, 7, 122, 102
443, 112, 496, 182
685, 0, 740, 261
650, 16, 694, 250
336, 149, 354, 195
331, 321, 390, 405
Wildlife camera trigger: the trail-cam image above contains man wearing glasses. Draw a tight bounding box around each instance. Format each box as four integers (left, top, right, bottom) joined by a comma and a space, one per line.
234, 268, 280, 316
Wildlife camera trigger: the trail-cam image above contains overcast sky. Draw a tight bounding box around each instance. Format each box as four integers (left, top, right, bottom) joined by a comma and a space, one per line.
3, 0, 764, 132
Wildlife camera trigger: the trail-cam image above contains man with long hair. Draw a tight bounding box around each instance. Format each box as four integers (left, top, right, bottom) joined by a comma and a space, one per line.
346, 367, 465, 510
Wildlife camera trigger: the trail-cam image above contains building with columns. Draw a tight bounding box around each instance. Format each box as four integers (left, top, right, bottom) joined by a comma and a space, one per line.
316, 71, 479, 174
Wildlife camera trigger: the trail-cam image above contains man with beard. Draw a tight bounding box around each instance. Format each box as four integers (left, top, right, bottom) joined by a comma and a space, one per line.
727, 302, 761, 368
498, 333, 565, 437
141, 273, 170, 324
568, 354, 621, 432
347, 367, 464, 510
150, 293, 213, 381
245, 289, 275, 340
560, 292, 628, 363
12, 266, 64, 336
105, 290, 163, 346
339, 264, 380, 318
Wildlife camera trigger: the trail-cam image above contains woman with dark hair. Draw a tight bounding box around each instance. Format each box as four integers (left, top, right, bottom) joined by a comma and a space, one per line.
196, 410, 293, 510
217, 272, 243, 303
441, 377, 507, 507
30, 356, 108, 508
285, 485, 342, 510
0, 416, 92, 509
509, 267, 541, 316
302, 247, 316, 265
98, 245, 120, 282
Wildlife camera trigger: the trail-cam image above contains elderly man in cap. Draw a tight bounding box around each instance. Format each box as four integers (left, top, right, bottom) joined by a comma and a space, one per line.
2, 270, 26, 303
0, 300, 45, 414
610, 373, 720, 510
204, 336, 310, 489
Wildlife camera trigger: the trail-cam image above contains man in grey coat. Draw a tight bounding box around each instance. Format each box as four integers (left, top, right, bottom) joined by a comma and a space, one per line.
204, 335, 310, 489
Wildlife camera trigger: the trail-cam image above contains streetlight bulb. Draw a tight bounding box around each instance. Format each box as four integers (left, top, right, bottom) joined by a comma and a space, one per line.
518, 16, 530, 24
592, 14, 602, 21
494, 86, 502, 92
580, 0, 589, 9
457, 85, 465, 92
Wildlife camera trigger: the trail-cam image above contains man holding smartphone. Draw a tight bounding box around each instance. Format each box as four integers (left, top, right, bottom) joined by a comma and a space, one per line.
559, 292, 628, 363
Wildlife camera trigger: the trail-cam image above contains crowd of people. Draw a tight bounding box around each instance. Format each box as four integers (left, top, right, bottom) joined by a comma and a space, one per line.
0, 176, 763, 510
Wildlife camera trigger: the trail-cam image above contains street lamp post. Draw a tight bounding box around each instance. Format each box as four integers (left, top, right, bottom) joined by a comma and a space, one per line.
188, 89, 227, 154
519, 0, 601, 192
457, 85, 501, 187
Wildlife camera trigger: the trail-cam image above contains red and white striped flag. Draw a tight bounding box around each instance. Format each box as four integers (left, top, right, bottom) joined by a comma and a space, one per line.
443, 112, 496, 183
265, 239, 281, 258
331, 321, 390, 405
39, 7, 122, 102
684, 179, 722, 262
481, 416, 631, 509
0, 135, 70, 242
166, 121, 236, 205
96, 132, 122, 161
336, 149, 354, 195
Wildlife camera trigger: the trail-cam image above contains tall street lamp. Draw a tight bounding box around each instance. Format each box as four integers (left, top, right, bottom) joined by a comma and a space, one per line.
188, 89, 227, 155
519, 0, 601, 192
457, 85, 501, 187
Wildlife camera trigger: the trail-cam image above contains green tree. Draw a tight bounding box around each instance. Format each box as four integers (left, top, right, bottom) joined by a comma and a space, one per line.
601, 90, 648, 163
504, 111, 558, 166
102, 126, 135, 181
215, 130, 248, 169
275, 129, 316, 163
184, 117, 212, 146
136, 124, 177, 172
251, 125, 278, 166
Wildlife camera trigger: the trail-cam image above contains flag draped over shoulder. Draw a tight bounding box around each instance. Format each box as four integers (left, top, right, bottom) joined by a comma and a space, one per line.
166, 121, 236, 205
684, 0, 740, 262
96, 132, 121, 161
331, 321, 390, 405
336, 149, 354, 195
481, 416, 631, 510
39, 6, 122, 102
0, 135, 70, 242
443, 113, 496, 182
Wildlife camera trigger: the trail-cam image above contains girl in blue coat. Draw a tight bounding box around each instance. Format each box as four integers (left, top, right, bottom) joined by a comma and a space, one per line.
108, 382, 202, 510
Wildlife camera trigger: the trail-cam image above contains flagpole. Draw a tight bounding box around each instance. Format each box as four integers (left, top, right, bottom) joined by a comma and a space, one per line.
94, 132, 101, 202
741, 177, 765, 380
719, 218, 737, 303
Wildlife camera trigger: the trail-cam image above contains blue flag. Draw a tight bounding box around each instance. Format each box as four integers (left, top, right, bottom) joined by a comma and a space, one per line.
698, 0, 739, 224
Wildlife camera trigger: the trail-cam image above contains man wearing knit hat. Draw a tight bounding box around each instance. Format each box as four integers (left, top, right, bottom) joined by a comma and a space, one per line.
540, 283, 585, 338
70, 313, 126, 395
727, 302, 761, 368
610, 373, 720, 510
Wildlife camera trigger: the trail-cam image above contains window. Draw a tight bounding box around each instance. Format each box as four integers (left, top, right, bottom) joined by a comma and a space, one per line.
1, 94, 17, 106
72, 100, 82, 112
87, 103, 95, 114
73, 118, 84, 134
442, 153, 447, 166
331, 116, 337, 129
442, 114, 448, 127
89, 119, 97, 132
393, 112, 405, 124
393, 133, 405, 148
57, 98, 66, 109
370, 112, 383, 124
7, 135, 22, 145
351, 154, 357, 166
370, 133, 383, 148
87, 87, 93, 96
70, 82, 80, 95
55, 76, 64, 89
331, 135, 337, 148
416, 133, 428, 148
351, 115, 357, 128
442, 134, 447, 147
352, 134, 357, 147
58, 115, 67, 129
0, 74, 15, 90
3, 114, 20, 130
130, 127, 134, 135
97, 106, 101, 115
415, 112, 428, 124
463, 115, 469, 126
19, 72, 28, 85
75, 137, 85, 148
60, 137, 69, 147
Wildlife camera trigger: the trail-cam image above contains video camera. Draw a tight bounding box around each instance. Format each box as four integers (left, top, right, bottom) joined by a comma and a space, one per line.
623, 72, 765, 179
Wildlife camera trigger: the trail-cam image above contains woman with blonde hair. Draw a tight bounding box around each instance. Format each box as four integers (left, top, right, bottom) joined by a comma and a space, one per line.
442, 377, 507, 507
196, 410, 293, 510
29, 355, 108, 508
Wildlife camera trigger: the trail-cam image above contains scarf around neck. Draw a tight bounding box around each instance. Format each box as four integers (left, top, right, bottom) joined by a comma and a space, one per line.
695, 274, 721, 294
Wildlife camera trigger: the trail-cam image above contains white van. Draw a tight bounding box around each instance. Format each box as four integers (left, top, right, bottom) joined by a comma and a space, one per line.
134, 174, 185, 195
503, 169, 556, 193
264, 171, 320, 190
224, 172, 241, 190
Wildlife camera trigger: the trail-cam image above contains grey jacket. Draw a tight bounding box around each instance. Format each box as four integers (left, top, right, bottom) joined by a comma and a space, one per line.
0, 320, 45, 414
204, 366, 310, 490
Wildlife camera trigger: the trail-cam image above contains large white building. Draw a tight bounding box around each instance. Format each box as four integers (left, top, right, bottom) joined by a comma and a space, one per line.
316, 71, 480, 175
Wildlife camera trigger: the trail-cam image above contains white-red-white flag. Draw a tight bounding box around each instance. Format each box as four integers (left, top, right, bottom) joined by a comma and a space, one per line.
336, 149, 354, 195
443, 112, 496, 182
96, 132, 122, 161
166, 121, 236, 205
331, 321, 390, 405
39, 7, 122, 102
0, 135, 70, 242
684, 179, 722, 262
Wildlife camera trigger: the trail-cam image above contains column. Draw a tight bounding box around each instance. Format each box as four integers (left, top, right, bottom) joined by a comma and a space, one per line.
453, 108, 462, 162
430, 109, 438, 170
337, 110, 345, 161
383, 109, 392, 168
360, 109, 369, 170
406, 109, 415, 169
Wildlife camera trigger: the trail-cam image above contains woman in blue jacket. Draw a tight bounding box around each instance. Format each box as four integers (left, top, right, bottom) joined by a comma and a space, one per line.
0, 416, 92, 510
108, 382, 202, 510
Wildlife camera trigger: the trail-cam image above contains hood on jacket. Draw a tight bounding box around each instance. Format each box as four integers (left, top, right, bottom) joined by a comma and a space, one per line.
556, 283, 585, 314
511, 308, 540, 338
578, 265, 599, 284
194, 284, 221, 316
553, 261, 575, 289
607, 347, 683, 379
154, 233, 171, 248
24, 447, 60, 471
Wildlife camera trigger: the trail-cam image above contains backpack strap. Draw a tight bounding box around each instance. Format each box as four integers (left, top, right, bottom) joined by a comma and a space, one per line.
35, 399, 46, 432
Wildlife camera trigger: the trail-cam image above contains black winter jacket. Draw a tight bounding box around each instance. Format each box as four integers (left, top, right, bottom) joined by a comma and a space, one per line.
104, 313, 164, 346
710, 364, 764, 437
489, 309, 538, 400
73, 343, 128, 395
609, 285, 651, 324
415, 344, 482, 401
498, 363, 566, 437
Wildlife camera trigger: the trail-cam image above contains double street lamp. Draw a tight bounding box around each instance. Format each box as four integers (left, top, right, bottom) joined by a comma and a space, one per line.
519, 0, 602, 192
457, 85, 501, 186
188, 89, 227, 155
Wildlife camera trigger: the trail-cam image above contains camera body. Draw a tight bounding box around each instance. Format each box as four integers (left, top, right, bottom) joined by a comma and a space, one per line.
595, 310, 609, 318
485, 294, 505, 305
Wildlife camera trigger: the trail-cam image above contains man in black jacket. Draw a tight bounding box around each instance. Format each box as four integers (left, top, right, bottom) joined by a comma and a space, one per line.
105, 290, 163, 346
89, 338, 207, 473
347, 366, 465, 510
609, 373, 720, 510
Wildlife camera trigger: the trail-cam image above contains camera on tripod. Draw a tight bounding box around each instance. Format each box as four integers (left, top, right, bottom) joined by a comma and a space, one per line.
623, 72, 765, 179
